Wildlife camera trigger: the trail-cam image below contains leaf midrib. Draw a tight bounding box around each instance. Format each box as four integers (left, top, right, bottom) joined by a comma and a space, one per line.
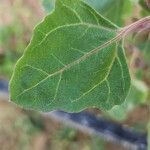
16, 24, 119, 99
16, 0, 119, 98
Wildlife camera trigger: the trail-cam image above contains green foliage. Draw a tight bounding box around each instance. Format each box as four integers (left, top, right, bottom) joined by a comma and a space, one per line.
10, 0, 130, 112
108, 80, 148, 121
42, 0, 133, 26
83, 0, 133, 26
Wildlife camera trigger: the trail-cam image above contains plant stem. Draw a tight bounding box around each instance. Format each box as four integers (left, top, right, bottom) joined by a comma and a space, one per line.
118, 16, 150, 38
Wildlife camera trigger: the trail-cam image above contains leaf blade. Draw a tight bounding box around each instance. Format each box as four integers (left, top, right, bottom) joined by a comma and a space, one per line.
9, 0, 130, 112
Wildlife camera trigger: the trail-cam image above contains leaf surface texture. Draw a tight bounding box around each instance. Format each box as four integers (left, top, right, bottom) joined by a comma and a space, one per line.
10, 0, 130, 112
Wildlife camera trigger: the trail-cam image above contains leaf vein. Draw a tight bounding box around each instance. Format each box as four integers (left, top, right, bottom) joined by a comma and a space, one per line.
16, 25, 119, 98
71, 47, 86, 54
25, 64, 49, 75
79, 2, 99, 25
51, 54, 66, 67
53, 73, 62, 100
116, 56, 125, 92
60, 0, 83, 22
106, 79, 111, 104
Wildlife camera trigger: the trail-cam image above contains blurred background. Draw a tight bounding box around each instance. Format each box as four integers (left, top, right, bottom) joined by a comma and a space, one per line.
0, 0, 150, 150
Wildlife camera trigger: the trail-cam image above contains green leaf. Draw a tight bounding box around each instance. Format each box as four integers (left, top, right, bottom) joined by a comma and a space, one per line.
83, 0, 133, 26
42, 0, 133, 26
9, 0, 130, 112
108, 80, 148, 121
